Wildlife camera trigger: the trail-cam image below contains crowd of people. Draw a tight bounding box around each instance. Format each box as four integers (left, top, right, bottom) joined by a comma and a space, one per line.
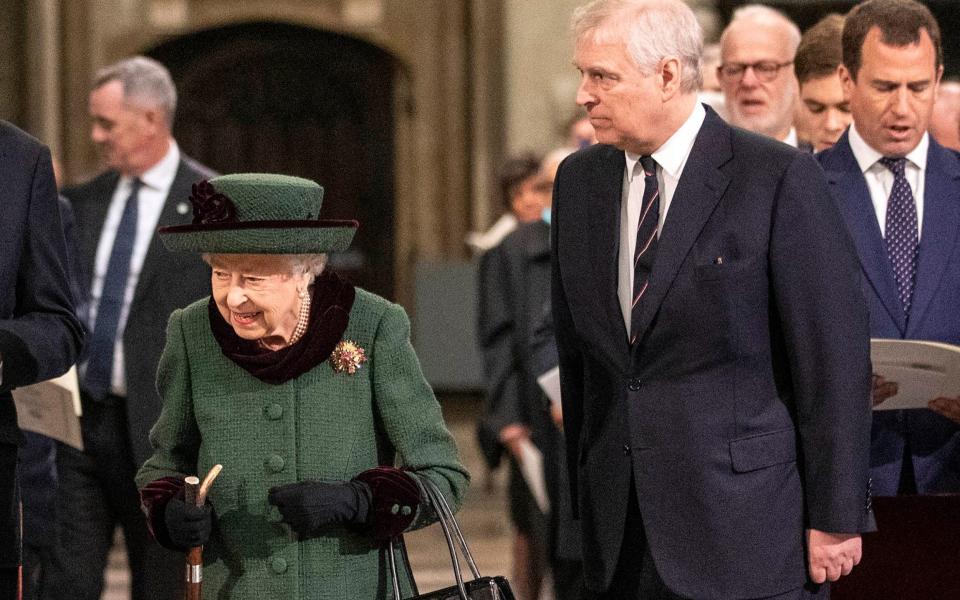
1, 0, 959, 599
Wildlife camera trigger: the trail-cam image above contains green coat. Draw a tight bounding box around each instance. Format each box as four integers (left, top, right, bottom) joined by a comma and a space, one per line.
136, 289, 469, 599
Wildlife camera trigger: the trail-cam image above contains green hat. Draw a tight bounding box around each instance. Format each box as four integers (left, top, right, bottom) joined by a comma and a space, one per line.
158, 173, 358, 254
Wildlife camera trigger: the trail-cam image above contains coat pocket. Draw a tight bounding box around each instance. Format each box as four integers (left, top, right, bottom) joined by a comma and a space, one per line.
729, 427, 797, 473
693, 256, 760, 281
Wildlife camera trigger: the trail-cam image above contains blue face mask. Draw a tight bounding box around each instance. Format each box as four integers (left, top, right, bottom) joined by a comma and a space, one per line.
541, 208, 552, 224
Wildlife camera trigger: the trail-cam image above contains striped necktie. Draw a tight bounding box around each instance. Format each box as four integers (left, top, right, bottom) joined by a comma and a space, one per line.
630, 156, 659, 345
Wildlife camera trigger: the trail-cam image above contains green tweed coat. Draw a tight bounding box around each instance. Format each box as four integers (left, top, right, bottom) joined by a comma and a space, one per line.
136, 289, 469, 599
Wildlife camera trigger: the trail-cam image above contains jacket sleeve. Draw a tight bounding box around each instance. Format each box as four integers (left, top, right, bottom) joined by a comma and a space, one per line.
369, 302, 470, 532
769, 152, 874, 533
476, 244, 525, 435
551, 161, 585, 518
136, 308, 200, 489
0, 141, 83, 391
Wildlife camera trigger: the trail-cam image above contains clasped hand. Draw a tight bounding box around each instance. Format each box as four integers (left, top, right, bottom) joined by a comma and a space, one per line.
268, 480, 371, 536
164, 495, 213, 550
806, 529, 862, 584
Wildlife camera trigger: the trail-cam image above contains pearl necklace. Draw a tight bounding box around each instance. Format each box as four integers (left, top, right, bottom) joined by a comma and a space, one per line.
257, 291, 311, 350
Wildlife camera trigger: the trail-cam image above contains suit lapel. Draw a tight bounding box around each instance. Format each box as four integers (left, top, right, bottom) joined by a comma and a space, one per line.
630, 109, 731, 345
131, 160, 200, 308
589, 145, 630, 357
823, 135, 906, 334
907, 140, 960, 336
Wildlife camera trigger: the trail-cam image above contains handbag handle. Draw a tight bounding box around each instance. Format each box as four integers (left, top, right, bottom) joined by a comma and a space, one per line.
387, 476, 480, 600
425, 478, 481, 578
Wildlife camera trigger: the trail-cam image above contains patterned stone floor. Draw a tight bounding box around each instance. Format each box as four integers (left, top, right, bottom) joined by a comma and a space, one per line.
99, 395, 525, 599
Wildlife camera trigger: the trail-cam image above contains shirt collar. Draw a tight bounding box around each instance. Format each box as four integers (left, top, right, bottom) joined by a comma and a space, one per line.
782, 127, 798, 148
625, 102, 706, 182
123, 140, 180, 191
848, 123, 928, 173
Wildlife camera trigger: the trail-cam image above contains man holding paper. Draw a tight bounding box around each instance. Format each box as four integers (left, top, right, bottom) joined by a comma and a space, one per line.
817, 0, 960, 495
0, 121, 84, 598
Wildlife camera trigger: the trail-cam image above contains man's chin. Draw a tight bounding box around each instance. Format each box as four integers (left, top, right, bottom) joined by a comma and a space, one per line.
816, 140, 836, 152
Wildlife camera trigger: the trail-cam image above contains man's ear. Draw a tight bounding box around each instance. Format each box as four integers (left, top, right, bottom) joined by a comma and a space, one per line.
659, 57, 683, 99
838, 64, 854, 99
141, 106, 167, 135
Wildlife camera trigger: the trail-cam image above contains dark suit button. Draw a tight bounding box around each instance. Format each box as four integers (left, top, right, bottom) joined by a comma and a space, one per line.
628, 378, 641, 391
622, 444, 632, 456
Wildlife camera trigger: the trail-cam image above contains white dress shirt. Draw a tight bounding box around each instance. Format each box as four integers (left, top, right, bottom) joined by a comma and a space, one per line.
848, 123, 927, 239
88, 141, 180, 396
782, 127, 799, 148
618, 102, 706, 334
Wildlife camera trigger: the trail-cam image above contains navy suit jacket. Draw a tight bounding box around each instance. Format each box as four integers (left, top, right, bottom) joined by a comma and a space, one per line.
476, 220, 552, 468
0, 122, 84, 446
64, 155, 213, 466
552, 107, 874, 598
818, 132, 960, 495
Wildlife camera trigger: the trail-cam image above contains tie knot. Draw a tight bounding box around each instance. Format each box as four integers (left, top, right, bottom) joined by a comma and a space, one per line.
639, 156, 656, 178
879, 156, 907, 177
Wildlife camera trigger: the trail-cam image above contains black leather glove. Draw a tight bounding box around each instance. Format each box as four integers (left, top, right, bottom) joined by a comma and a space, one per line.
268, 480, 372, 536
164, 496, 212, 550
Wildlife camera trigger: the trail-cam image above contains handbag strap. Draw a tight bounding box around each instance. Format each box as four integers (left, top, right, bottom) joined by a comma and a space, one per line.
388, 537, 404, 600
386, 476, 480, 600
421, 477, 481, 578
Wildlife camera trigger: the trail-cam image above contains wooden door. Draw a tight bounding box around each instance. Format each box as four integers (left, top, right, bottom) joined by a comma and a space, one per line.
148, 22, 398, 298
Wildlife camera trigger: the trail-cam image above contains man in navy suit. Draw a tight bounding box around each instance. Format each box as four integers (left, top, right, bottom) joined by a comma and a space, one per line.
45, 56, 212, 600
0, 121, 84, 598
552, 1, 874, 597
818, 0, 960, 496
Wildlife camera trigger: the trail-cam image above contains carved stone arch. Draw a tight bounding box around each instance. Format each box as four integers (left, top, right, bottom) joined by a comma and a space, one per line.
146, 21, 400, 298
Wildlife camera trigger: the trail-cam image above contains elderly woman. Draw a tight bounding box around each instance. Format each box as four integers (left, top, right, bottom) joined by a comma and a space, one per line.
135, 174, 469, 598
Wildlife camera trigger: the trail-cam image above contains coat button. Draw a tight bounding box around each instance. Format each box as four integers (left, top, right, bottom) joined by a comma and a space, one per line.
270, 557, 288, 574
622, 444, 632, 456
266, 454, 285, 473
265, 404, 283, 420
628, 378, 641, 392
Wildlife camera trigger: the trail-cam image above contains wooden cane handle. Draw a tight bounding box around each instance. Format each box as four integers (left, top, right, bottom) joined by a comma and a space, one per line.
184, 476, 200, 507
198, 464, 223, 505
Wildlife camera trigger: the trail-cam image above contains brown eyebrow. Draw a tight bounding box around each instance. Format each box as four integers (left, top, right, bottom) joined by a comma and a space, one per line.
870, 78, 932, 88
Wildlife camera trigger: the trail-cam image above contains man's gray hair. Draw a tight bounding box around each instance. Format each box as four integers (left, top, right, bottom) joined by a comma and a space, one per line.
721, 4, 802, 55
572, 0, 704, 93
94, 56, 177, 128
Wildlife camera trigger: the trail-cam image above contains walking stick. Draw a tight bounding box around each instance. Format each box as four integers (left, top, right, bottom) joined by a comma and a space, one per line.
184, 464, 222, 600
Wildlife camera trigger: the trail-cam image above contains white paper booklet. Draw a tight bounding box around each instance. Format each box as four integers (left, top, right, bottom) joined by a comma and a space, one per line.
870, 339, 960, 411
536, 366, 562, 409
517, 437, 550, 514
12, 365, 83, 449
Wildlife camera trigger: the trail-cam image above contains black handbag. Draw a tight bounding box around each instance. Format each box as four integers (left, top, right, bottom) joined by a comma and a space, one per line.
387, 476, 515, 600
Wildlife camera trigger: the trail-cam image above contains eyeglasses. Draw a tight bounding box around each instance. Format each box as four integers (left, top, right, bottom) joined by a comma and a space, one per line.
718, 61, 793, 82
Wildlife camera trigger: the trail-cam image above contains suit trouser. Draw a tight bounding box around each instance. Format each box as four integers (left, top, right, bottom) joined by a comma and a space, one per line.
600, 488, 830, 600
0, 442, 19, 598
45, 396, 182, 600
